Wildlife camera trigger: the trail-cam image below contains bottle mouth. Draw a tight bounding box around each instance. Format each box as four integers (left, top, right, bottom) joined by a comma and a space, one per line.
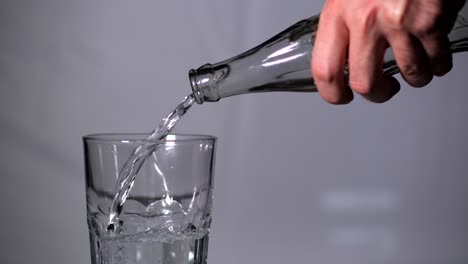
189, 69, 204, 104
188, 63, 218, 104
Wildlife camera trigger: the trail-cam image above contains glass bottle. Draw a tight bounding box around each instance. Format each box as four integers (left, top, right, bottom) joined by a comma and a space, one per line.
189, 13, 468, 104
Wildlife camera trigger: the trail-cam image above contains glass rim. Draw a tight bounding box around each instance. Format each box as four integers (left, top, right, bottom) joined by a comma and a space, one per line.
83, 133, 217, 144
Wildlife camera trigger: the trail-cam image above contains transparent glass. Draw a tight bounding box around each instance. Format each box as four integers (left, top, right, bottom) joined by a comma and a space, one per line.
189, 13, 468, 104
83, 134, 217, 264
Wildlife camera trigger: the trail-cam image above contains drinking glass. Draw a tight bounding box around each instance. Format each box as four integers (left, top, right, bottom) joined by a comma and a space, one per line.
83, 134, 216, 264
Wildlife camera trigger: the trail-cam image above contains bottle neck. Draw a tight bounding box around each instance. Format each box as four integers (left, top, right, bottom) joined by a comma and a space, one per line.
450, 14, 468, 53
189, 17, 317, 104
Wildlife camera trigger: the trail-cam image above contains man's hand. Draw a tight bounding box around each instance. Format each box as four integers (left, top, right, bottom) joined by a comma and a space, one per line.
311, 0, 465, 104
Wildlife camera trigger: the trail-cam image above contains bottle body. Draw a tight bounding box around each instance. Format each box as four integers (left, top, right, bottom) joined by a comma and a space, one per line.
189, 14, 468, 104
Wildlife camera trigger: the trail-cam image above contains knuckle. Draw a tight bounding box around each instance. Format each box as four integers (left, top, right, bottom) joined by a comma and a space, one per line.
413, 10, 443, 36
354, 6, 379, 31
385, 17, 404, 31
312, 60, 351, 104
380, 1, 407, 30
312, 63, 340, 84
387, 16, 404, 30
414, 19, 438, 36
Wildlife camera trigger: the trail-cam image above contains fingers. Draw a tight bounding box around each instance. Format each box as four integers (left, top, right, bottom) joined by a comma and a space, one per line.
366, 76, 401, 103
313, 0, 463, 105
419, 34, 452, 76
312, 12, 353, 104
402, 1, 455, 77
386, 31, 433, 87
347, 14, 400, 103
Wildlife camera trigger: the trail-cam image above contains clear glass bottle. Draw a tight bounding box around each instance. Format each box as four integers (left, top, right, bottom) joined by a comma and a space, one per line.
189, 14, 468, 104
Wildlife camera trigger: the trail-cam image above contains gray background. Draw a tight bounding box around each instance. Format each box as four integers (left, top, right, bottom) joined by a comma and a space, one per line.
1, 1, 467, 263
